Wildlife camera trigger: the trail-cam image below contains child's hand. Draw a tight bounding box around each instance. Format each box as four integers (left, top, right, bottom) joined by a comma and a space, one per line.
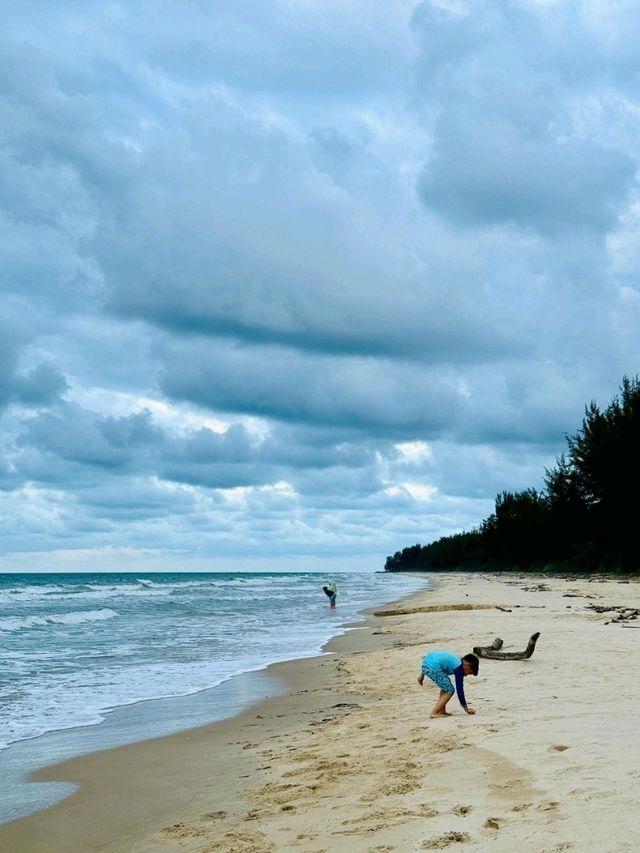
464, 706, 476, 715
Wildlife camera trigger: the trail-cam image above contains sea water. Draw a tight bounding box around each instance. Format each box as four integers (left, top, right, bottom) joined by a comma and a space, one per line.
0, 571, 427, 822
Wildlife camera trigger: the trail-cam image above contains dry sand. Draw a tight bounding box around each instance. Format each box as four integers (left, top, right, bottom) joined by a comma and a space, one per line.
1, 572, 639, 853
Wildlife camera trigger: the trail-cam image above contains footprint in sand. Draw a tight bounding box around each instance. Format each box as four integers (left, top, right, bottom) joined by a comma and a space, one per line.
282, 768, 305, 779
221, 828, 276, 851
435, 736, 470, 752
537, 800, 560, 811
372, 779, 420, 797
290, 750, 318, 761
418, 803, 440, 818
452, 805, 472, 816
339, 806, 421, 831
420, 830, 471, 848
489, 778, 527, 795
336, 821, 387, 835
483, 817, 501, 829
550, 744, 569, 752
162, 822, 207, 839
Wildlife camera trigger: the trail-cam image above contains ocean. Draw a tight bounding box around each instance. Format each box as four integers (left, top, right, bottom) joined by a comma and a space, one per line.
0, 570, 428, 822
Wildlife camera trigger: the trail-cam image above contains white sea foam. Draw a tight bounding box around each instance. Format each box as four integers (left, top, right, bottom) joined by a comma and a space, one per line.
0, 609, 118, 632
0, 585, 66, 604
0, 584, 174, 605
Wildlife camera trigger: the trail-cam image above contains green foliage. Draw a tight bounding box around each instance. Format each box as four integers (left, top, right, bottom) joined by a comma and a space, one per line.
385, 376, 640, 574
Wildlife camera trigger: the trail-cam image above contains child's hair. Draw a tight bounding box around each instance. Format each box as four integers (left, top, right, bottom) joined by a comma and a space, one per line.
462, 653, 480, 675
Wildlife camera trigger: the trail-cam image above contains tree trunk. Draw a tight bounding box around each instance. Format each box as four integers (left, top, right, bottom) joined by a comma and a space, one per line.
473, 632, 540, 659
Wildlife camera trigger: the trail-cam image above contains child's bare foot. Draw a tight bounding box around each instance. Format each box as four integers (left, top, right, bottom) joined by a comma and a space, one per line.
430, 712, 450, 719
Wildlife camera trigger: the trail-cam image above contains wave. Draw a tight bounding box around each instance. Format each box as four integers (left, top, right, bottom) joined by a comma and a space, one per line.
0, 585, 67, 604
0, 609, 118, 632
0, 584, 173, 604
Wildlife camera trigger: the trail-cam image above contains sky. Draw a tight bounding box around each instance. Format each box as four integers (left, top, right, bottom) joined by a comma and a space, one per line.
2, 0, 640, 573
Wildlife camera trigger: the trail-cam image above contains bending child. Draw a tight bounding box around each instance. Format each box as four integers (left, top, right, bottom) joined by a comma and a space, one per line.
417, 650, 479, 718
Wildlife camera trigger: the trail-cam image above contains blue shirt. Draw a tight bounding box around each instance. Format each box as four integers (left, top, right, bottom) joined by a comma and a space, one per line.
422, 650, 468, 708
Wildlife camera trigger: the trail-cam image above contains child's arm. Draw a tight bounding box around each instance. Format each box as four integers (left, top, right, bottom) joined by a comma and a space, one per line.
454, 666, 476, 714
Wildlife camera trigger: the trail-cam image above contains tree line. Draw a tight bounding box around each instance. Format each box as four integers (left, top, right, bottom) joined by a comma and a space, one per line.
385, 376, 640, 574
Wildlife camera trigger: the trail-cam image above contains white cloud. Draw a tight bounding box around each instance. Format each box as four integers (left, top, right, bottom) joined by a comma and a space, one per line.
394, 441, 433, 464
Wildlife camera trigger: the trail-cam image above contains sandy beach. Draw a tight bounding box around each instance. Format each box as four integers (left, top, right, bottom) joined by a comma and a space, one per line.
2, 572, 639, 853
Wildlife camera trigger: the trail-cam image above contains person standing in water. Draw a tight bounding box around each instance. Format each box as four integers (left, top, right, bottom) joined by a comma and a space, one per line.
322, 581, 337, 608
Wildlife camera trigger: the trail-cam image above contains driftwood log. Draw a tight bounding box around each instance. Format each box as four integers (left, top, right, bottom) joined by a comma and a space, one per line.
587, 605, 640, 625
473, 632, 540, 660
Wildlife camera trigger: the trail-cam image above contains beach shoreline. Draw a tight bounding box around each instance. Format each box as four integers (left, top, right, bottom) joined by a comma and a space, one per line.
2, 571, 639, 852
0, 577, 428, 847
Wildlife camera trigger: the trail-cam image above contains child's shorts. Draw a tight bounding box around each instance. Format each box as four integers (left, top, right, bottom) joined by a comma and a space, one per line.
422, 664, 454, 693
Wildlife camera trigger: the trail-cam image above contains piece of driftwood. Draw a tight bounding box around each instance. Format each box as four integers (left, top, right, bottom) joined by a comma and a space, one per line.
473, 632, 540, 659
478, 637, 504, 651
587, 604, 640, 625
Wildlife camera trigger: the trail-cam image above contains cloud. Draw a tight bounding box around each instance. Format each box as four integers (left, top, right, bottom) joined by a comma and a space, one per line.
91, 88, 518, 366
0, 320, 69, 411
19, 405, 164, 474
159, 339, 464, 435
12, 400, 375, 496
412, 0, 636, 234
2, 1, 640, 569
418, 119, 634, 233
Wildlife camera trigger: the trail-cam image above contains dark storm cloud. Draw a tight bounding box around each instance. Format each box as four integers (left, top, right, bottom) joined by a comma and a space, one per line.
93, 93, 517, 365
0, 8, 499, 369
159, 340, 462, 435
